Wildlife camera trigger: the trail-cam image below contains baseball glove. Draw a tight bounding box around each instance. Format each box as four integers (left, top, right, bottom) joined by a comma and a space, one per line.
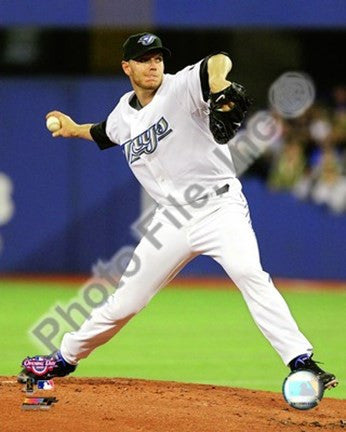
209, 82, 251, 144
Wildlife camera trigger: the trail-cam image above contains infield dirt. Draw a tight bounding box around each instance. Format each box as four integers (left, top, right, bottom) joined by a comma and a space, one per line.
1, 376, 344, 431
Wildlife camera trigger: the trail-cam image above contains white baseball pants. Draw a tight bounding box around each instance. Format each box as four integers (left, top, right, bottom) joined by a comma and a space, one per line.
61, 186, 312, 366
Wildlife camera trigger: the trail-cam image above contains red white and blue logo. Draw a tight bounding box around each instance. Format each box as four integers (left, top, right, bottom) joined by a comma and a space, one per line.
22, 356, 56, 377
37, 380, 55, 390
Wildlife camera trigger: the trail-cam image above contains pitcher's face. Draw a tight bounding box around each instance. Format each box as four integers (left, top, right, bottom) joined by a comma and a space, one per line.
122, 51, 164, 91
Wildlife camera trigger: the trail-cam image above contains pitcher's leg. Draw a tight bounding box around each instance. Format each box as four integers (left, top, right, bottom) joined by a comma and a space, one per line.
61, 221, 193, 364
207, 201, 312, 365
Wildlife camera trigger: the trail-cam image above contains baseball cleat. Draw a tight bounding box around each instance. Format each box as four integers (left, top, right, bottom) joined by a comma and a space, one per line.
289, 353, 338, 390
18, 350, 76, 384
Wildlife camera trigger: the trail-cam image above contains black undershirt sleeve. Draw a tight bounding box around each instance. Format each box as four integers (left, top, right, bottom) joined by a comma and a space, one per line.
199, 51, 231, 102
90, 121, 118, 150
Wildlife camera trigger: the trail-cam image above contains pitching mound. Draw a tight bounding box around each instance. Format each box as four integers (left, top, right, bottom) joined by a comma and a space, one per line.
1, 376, 344, 431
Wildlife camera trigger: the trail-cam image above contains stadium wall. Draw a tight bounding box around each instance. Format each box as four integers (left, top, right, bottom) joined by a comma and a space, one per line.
0, 78, 345, 279
1, 0, 345, 27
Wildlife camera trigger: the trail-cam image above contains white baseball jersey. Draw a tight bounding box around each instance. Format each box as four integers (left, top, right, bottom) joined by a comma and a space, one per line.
104, 60, 241, 206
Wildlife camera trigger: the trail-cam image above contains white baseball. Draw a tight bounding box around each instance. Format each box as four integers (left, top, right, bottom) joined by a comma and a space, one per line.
46, 116, 61, 132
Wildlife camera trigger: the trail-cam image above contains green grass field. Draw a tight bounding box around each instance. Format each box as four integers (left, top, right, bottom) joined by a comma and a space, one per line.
0, 280, 345, 398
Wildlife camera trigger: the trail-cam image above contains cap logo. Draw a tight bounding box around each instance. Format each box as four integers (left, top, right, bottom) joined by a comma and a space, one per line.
138, 34, 156, 46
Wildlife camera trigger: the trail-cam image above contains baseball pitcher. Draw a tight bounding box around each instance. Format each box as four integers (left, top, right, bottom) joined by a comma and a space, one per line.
19, 33, 338, 391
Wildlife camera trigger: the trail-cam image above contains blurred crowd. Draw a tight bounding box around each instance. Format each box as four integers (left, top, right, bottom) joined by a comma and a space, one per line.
254, 85, 346, 214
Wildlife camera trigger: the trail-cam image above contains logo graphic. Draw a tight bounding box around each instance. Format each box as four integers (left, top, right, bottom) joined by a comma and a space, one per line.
22, 396, 58, 410
25, 377, 35, 394
282, 370, 324, 410
269, 71, 315, 118
37, 380, 55, 390
124, 116, 172, 164
138, 34, 156, 46
22, 356, 56, 377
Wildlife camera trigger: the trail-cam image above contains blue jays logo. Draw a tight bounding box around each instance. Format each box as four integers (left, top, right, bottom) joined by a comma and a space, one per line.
138, 34, 156, 46
124, 117, 172, 164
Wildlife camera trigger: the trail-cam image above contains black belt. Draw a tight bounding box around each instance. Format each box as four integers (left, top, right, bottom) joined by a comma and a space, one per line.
197, 184, 229, 201
215, 184, 229, 196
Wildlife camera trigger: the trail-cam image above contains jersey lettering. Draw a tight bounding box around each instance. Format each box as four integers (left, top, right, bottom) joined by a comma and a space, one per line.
124, 117, 172, 164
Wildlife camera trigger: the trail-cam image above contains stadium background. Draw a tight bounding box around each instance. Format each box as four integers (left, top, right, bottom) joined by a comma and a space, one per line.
0, 0, 345, 400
